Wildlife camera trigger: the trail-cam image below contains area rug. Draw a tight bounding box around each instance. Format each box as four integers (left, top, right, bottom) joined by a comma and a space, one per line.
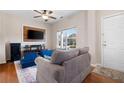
93, 65, 124, 82
14, 61, 37, 83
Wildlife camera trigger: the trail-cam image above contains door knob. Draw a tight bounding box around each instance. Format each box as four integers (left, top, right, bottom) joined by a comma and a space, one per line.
103, 44, 107, 46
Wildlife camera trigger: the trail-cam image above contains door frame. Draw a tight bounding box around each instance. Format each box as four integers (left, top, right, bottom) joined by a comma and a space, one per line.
101, 12, 124, 66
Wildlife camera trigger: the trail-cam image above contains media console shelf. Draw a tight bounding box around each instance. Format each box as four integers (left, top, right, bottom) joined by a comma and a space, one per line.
21, 44, 45, 57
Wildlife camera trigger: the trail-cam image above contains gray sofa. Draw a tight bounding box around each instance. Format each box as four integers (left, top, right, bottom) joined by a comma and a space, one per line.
35, 47, 93, 83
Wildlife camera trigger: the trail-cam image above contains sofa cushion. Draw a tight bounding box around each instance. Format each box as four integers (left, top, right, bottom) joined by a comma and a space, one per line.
79, 47, 89, 55
44, 55, 52, 60
51, 49, 79, 65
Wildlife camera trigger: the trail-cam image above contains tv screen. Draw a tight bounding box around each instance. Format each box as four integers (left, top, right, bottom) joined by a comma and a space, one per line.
28, 30, 44, 39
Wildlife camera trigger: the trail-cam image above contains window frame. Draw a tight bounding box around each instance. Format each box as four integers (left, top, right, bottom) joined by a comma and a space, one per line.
56, 27, 78, 50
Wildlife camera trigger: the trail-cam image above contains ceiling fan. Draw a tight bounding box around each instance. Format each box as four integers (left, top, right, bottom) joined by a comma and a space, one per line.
33, 10, 57, 22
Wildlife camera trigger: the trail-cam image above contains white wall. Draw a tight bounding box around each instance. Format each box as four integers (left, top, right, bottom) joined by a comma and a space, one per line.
0, 14, 6, 64
51, 11, 88, 49
87, 10, 97, 64
0, 12, 52, 63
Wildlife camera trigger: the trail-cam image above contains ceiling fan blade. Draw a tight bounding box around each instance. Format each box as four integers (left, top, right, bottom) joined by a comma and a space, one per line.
33, 16, 41, 18
48, 11, 53, 14
49, 16, 56, 19
34, 10, 42, 14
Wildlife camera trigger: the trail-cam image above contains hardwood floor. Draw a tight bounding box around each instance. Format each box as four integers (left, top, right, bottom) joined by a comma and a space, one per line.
0, 62, 120, 83
0, 62, 18, 83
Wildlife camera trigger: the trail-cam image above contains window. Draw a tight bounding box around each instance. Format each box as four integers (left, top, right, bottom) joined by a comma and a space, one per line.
57, 28, 77, 50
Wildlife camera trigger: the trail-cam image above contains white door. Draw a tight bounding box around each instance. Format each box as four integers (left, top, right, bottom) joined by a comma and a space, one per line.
102, 13, 124, 72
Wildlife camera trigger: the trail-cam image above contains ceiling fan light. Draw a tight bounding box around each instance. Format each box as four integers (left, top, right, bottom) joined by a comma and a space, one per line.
42, 15, 48, 19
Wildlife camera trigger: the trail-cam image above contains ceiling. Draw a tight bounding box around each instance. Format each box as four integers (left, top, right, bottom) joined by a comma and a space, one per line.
1, 10, 80, 24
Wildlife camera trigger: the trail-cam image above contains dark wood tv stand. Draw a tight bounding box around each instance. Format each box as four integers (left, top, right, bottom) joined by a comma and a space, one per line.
21, 44, 45, 56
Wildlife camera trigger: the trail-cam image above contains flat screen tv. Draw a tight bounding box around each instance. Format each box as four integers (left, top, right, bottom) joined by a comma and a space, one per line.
28, 30, 44, 40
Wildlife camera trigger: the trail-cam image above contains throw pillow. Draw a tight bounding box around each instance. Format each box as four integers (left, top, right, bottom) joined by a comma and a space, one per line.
40, 49, 53, 57
51, 49, 79, 65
